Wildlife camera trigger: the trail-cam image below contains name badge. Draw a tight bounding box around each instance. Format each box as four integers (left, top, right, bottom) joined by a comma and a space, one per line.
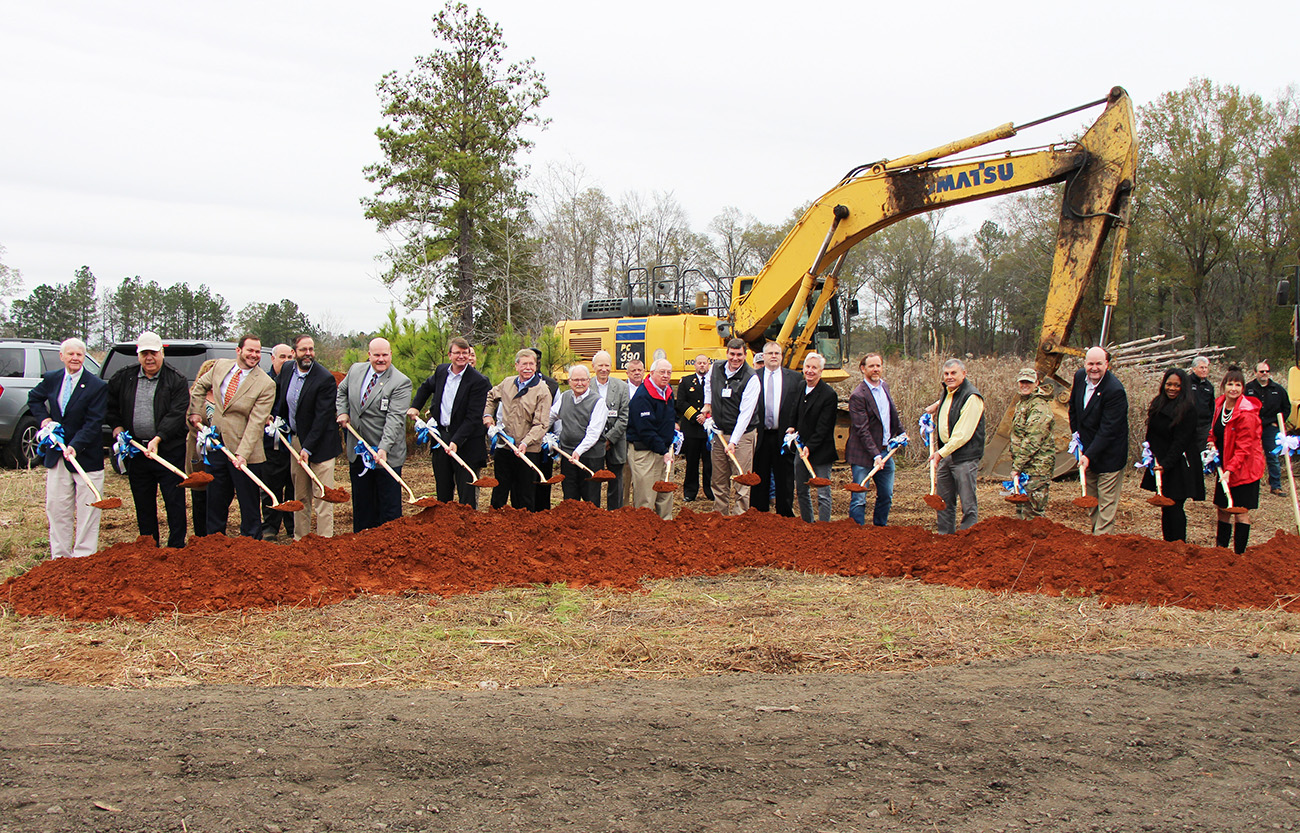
380, 397, 389, 412
721, 388, 732, 398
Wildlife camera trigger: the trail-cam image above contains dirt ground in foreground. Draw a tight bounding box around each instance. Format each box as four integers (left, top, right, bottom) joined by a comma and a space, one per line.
2, 648, 1297, 833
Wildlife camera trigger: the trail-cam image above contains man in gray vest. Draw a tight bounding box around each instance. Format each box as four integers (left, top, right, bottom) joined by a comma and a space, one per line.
925, 358, 986, 534
702, 338, 761, 515
591, 350, 629, 509
547, 364, 608, 504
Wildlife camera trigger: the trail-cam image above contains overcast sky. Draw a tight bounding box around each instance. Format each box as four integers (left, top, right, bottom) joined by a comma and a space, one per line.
1, 0, 1295, 336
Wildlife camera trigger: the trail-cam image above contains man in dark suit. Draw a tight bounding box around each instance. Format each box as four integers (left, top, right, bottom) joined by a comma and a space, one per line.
336, 337, 412, 532
751, 341, 802, 516
846, 352, 901, 526
260, 343, 296, 540
794, 352, 839, 523
1068, 346, 1129, 534
275, 335, 341, 538
674, 353, 713, 502
106, 331, 190, 548
28, 337, 108, 558
408, 337, 490, 507
188, 335, 277, 537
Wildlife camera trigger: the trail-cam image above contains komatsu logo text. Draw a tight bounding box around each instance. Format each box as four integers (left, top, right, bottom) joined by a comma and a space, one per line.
928, 162, 1015, 195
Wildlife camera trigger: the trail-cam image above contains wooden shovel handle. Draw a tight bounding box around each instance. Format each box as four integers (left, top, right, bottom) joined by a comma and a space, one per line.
276, 430, 325, 498
1278, 414, 1300, 535
128, 438, 187, 480
710, 428, 747, 475
860, 444, 901, 486
553, 444, 596, 476
218, 445, 279, 503
343, 421, 417, 502
429, 429, 482, 479
55, 438, 105, 501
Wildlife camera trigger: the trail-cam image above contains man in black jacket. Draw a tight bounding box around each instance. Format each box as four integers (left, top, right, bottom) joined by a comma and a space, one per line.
409, 337, 491, 507
752, 341, 803, 516
275, 335, 342, 538
260, 343, 296, 540
1245, 359, 1290, 495
1188, 357, 1215, 450
106, 331, 190, 548
674, 354, 713, 502
794, 352, 838, 523
1068, 347, 1129, 534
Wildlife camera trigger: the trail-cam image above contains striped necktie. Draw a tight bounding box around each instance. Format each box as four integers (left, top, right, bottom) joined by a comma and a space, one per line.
361, 371, 379, 406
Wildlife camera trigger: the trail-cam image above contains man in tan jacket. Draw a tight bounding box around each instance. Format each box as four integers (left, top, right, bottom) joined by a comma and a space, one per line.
188, 335, 276, 537
484, 348, 552, 511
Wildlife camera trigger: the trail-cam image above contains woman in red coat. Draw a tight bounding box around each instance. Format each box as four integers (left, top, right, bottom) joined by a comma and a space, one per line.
1210, 365, 1265, 553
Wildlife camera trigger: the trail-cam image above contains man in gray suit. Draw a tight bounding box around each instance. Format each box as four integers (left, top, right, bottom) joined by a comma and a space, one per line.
336, 337, 412, 532
591, 350, 629, 509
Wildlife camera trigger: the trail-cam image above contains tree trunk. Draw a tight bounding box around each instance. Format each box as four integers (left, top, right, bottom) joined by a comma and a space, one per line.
457, 210, 475, 336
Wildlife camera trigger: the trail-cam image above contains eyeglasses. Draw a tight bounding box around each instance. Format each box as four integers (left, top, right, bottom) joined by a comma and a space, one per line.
1257, 369, 1270, 374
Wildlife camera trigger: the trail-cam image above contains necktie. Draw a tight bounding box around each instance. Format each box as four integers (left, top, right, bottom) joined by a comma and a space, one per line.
223, 369, 242, 408
766, 371, 777, 429
60, 374, 73, 411
361, 371, 379, 406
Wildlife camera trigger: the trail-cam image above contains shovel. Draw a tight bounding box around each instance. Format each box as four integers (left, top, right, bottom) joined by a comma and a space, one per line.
1214, 466, 1247, 515
493, 426, 563, 485
214, 445, 303, 513
420, 420, 498, 488
1146, 468, 1174, 507
343, 421, 437, 507
1278, 414, 1300, 535
271, 428, 349, 503
653, 450, 679, 493
922, 420, 946, 511
1005, 474, 1031, 505
790, 436, 830, 487
50, 434, 122, 510
125, 437, 214, 488
708, 427, 761, 486
844, 444, 902, 493
1072, 464, 1099, 509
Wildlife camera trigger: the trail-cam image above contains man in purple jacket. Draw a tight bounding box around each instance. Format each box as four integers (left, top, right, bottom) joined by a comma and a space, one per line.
846, 353, 900, 526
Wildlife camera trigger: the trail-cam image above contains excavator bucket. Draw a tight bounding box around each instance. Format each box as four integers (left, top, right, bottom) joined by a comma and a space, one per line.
978, 380, 1080, 481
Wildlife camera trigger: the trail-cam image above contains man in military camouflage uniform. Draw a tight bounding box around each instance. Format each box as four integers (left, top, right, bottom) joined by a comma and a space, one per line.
1009, 368, 1055, 518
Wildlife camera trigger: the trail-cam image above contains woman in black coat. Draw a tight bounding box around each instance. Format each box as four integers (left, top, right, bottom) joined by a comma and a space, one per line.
1140, 368, 1205, 542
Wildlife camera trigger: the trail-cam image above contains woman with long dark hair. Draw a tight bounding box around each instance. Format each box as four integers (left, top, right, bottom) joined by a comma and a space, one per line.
1140, 368, 1203, 541
1210, 365, 1265, 553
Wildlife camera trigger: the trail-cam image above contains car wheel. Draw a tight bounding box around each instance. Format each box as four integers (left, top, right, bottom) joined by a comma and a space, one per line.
5, 415, 41, 469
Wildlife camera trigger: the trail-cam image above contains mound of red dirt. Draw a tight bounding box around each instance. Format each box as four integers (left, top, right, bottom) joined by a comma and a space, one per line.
3, 501, 1298, 621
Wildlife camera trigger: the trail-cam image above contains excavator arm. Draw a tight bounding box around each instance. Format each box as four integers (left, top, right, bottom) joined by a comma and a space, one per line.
731, 87, 1137, 386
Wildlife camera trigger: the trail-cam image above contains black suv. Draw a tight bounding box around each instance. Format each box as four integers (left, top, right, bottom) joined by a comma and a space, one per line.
0, 339, 102, 467
99, 340, 274, 385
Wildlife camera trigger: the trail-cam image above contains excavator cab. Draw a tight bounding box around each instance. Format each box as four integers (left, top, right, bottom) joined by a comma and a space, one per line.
736, 276, 846, 371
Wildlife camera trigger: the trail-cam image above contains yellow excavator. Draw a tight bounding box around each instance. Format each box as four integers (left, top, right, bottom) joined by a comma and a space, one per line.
556, 86, 1138, 473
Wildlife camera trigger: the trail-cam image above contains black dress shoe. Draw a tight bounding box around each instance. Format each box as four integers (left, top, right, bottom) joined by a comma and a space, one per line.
683, 493, 697, 502
1272, 487, 1285, 496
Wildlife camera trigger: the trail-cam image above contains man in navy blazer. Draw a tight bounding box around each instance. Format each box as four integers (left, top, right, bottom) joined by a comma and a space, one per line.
752, 341, 803, 516
275, 335, 342, 538
1068, 346, 1129, 534
846, 352, 902, 526
27, 337, 108, 558
408, 337, 490, 507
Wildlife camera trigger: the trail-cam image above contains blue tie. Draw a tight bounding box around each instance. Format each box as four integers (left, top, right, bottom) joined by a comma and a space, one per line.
59, 374, 74, 411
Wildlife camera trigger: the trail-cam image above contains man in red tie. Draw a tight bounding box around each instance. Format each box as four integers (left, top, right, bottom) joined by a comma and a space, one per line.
188, 335, 276, 537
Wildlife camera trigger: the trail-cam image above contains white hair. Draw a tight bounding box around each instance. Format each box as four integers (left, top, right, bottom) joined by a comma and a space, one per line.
651, 358, 672, 372
60, 337, 87, 354
803, 352, 825, 370
567, 364, 590, 378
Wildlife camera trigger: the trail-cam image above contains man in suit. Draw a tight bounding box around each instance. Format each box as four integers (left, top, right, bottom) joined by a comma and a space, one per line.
675, 354, 713, 503
926, 359, 986, 534
702, 338, 761, 516
1068, 346, 1129, 534
408, 337, 490, 507
751, 341, 802, 516
794, 352, 839, 523
336, 337, 412, 532
846, 352, 901, 526
28, 337, 108, 558
187, 334, 277, 537
260, 342, 296, 540
106, 331, 190, 548
484, 348, 553, 511
591, 350, 629, 509
275, 335, 341, 538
